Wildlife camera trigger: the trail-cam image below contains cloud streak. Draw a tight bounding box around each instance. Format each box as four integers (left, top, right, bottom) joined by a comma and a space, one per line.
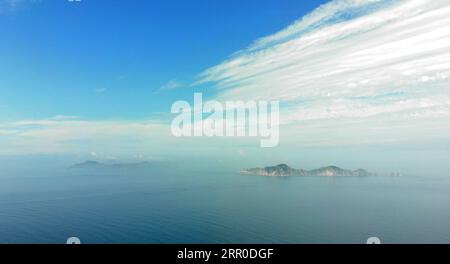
0, 118, 170, 155
0, 117, 262, 156
154, 79, 185, 94
197, 0, 450, 125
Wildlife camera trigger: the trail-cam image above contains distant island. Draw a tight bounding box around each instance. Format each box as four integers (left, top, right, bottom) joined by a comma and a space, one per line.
240, 164, 372, 177
70, 160, 163, 169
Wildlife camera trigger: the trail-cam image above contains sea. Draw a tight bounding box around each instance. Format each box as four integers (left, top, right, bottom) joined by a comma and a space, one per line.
1, 166, 449, 244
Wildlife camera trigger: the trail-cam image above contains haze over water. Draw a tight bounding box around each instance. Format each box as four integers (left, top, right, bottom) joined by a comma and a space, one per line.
1, 164, 449, 244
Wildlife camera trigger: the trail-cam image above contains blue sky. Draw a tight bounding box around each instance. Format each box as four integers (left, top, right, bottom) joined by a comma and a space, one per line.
0, 0, 449, 173
0, 0, 328, 120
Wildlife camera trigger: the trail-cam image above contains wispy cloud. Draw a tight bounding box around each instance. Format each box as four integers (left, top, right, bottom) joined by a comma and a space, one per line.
94, 88, 108, 94
0, 117, 259, 156
50, 115, 80, 121
155, 79, 184, 94
0, 118, 170, 155
197, 0, 450, 126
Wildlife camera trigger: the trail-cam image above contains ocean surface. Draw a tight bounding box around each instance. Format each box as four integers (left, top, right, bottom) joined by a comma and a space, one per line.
1, 167, 449, 244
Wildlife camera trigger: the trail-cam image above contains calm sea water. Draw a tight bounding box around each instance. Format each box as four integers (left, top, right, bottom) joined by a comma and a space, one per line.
0, 167, 449, 244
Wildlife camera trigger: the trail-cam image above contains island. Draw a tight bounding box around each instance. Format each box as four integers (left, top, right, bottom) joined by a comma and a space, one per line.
240, 164, 371, 177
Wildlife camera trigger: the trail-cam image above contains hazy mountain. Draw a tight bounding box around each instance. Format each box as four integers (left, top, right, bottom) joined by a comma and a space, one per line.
240, 164, 371, 177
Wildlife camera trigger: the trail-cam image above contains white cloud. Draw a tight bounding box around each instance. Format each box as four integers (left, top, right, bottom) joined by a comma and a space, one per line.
0, 117, 262, 156
0, 118, 170, 155
197, 0, 450, 126
155, 79, 184, 93
248, 0, 391, 51
50, 115, 80, 121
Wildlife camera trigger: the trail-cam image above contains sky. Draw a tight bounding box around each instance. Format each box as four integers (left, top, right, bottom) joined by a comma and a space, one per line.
1, 0, 450, 173
0, 0, 327, 120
